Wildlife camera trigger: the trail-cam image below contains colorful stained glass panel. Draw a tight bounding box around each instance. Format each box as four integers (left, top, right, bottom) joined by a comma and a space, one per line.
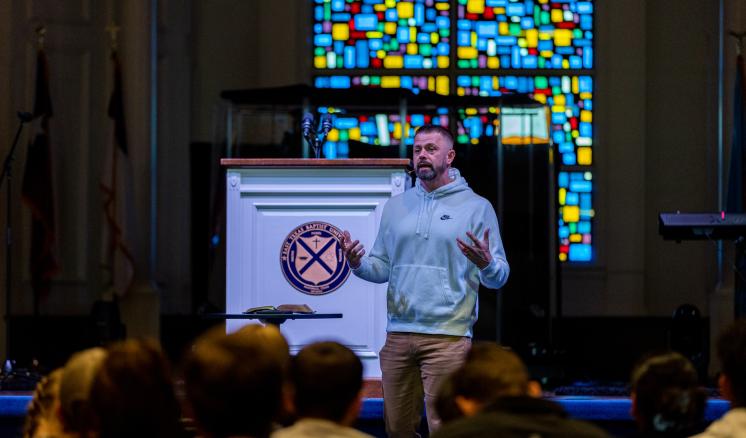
315, 75, 450, 96
313, 0, 451, 69
558, 171, 594, 262
315, 75, 450, 156
454, 75, 593, 165
315, 109, 450, 158
311, 1, 595, 261
456, 0, 594, 69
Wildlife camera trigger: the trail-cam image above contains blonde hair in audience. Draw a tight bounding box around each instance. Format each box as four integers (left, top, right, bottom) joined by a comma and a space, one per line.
24, 369, 69, 438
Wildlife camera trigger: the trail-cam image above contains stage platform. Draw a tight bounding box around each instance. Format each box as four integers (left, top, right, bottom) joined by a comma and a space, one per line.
0, 393, 729, 421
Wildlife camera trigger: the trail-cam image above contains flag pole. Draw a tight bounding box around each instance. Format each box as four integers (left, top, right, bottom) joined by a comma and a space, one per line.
31, 26, 46, 319
1, 113, 32, 362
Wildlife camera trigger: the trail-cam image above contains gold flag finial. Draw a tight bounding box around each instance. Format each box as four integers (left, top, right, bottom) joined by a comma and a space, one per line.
105, 21, 120, 51
35, 25, 47, 50
730, 31, 746, 56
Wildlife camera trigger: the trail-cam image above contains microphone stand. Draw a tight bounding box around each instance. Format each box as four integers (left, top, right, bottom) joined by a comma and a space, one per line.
0, 112, 32, 364
314, 137, 325, 159
316, 115, 331, 158
302, 127, 323, 158
310, 137, 322, 159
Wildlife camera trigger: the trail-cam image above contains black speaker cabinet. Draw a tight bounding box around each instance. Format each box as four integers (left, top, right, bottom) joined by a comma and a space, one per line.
465, 141, 558, 360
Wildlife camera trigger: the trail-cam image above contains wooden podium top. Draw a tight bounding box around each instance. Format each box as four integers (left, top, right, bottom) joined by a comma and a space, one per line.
221, 158, 410, 168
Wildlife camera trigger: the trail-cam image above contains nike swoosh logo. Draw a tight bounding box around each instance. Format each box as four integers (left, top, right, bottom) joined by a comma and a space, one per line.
440, 215, 452, 220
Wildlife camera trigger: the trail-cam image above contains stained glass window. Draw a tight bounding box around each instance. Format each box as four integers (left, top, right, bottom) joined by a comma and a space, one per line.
455, 0, 593, 69
311, 0, 595, 262
315, 75, 450, 96
558, 171, 593, 262
313, 0, 451, 69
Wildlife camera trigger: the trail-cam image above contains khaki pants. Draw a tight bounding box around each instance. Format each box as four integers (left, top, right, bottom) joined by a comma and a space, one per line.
380, 332, 471, 438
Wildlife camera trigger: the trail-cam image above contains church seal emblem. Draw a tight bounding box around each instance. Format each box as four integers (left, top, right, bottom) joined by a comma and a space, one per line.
280, 221, 350, 295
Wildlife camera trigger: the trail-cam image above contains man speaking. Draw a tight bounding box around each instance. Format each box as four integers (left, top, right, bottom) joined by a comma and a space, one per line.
341, 125, 510, 437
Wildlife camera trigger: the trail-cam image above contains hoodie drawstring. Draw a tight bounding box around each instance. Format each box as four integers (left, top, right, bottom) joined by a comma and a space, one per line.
424, 195, 435, 239
415, 193, 426, 237
416, 192, 435, 239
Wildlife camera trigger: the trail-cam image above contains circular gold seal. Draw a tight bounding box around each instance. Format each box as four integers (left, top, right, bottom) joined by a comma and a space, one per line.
280, 221, 350, 296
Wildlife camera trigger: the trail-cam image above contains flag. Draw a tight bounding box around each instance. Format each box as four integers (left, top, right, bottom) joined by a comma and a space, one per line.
727, 54, 746, 213
21, 49, 59, 298
100, 51, 135, 297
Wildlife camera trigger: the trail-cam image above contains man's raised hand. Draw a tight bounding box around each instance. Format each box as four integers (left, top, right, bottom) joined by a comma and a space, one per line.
456, 229, 492, 270
341, 230, 365, 269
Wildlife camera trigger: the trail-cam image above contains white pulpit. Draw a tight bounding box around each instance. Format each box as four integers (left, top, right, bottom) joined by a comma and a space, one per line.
222, 158, 410, 378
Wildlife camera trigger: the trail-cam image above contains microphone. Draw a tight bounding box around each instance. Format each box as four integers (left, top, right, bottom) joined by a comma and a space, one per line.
301, 113, 316, 141
17, 112, 33, 123
319, 114, 333, 139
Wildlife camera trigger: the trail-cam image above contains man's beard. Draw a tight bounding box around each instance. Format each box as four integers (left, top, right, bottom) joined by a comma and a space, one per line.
416, 162, 443, 181
416, 165, 436, 181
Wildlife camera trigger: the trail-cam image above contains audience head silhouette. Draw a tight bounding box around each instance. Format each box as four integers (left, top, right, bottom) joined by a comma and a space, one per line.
630, 351, 706, 435
183, 324, 290, 438
291, 341, 363, 425
448, 342, 534, 416
24, 369, 68, 438
58, 347, 108, 435
89, 338, 182, 438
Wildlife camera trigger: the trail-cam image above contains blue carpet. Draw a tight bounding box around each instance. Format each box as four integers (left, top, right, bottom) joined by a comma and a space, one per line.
361, 396, 731, 422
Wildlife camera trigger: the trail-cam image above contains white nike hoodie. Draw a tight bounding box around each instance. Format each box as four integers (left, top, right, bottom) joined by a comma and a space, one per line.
352, 168, 509, 337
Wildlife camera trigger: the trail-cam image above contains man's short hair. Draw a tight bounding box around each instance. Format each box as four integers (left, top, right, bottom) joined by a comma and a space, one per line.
718, 319, 746, 406
450, 342, 529, 404
183, 325, 290, 438
291, 341, 363, 422
414, 124, 454, 148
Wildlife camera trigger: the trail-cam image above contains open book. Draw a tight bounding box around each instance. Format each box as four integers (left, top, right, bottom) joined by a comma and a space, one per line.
243, 304, 315, 314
